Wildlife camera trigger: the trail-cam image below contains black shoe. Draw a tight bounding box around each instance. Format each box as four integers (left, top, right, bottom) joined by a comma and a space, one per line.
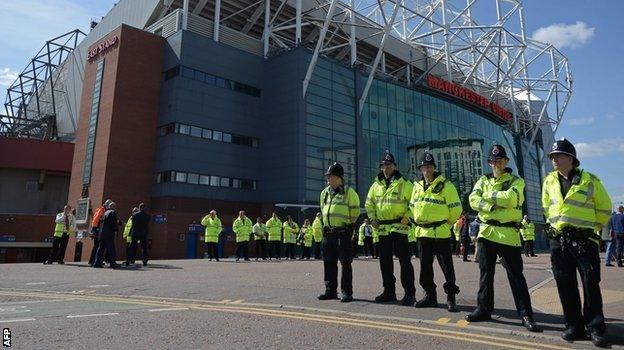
400, 294, 416, 306
92, 264, 104, 268
374, 291, 397, 303
43, 260, 52, 265
124, 261, 130, 267
58, 261, 65, 264
109, 263, 120, 269
414, 294, 437, 308
340, 293, 353, 303
465, 310, 491, 322
143, 261, 148, 266
236, 258, 240, 261
590, 330, 608, 347
521, 316, 542, 332
318, 291, 338, 300
244, 258, 250, 261
561, 327, 588, 342
215, 258, 220, 262
606, 263, 614, 267
447, 295, 458, 312
531, 254, 537, 257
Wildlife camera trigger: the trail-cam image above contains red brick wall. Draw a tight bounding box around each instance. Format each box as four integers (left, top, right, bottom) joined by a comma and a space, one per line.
66, 25, 165, 261
0, 214, 56, 242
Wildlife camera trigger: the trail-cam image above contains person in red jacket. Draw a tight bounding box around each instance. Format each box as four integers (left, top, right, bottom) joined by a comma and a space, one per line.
89, 199, 111, 266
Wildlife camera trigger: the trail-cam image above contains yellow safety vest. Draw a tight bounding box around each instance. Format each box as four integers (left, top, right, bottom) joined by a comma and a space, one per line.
410, 173, 462, 239
283, 221, 299, 244
542, 169, 611, 244
233, 217, 253, 243
123, 218, 133, 243
54, 213, 75, 238
311, 217, 323, 242
266, 217, 283, 241
469, 170, 524, 247
252, 223, 268, 240
365, 172, 413, 235
320, 185, 360, 228
201, 215, 222, 243
300, 227, 313, 247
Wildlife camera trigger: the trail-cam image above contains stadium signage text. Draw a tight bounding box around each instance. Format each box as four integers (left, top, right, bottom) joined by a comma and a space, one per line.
87, 35, 119, 61
426, 74, 512, 123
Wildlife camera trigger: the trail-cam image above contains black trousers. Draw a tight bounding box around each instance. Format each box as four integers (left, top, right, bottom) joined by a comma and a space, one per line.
314, 242, 322, 259
418, 237, 459, 297
284, 243, 295, 259
255, 240, 267, 259
363, 236, 375, 257
205, 242, 219, 260
236, 241, 249, 259
410, 242, 419, 258
550, 238, 605, 333
94, 235, 116, 266
129, 236, 149, 264
48, 233, 69, 262
89, 235, 100, 265
378, 232, 415, 295
268, 240, 281, 259
616, 234, 624, 266
125, 242, 132, 263
524, 240, 535, 256
461, 239, 471, 261
476, 239, 533, 317
300, 245, 311, 259
322, 231, 353, 294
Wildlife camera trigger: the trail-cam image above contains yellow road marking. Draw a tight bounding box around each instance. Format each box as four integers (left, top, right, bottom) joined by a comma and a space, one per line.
218, 299, 231, 304
456, 319, 470, 328
0, 288, 569, 350
436, 317, 451, 325
229, 299, 244, 304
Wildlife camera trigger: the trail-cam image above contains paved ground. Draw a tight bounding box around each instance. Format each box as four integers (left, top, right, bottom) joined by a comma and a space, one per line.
0, 253, 622, 349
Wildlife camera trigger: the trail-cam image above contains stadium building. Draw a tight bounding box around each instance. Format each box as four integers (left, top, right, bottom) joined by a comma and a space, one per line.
1, 0, 572, 261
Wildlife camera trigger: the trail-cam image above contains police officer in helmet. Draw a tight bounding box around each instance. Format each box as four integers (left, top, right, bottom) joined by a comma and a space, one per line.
466, 144, 541, 333
543, 138, 611, 347
318, 162, 360, 302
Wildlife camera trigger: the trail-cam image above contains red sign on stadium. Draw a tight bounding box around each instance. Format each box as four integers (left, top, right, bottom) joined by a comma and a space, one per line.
426, 74, 512, 123
87, 35, 119, 61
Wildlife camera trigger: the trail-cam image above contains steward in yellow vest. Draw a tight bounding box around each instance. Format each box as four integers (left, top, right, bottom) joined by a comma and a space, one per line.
283, 217, 299, 259
266, 213, 283, 260
44, 205, 75, 265
542, 138, 611, 347
312, 213, 323, 259
233, 211, 252, 261
201, 210, 222, 261
252, 218, 268, 260
466, 144, 541, 333
519, 216, 536, 257
357, 219, 376, 258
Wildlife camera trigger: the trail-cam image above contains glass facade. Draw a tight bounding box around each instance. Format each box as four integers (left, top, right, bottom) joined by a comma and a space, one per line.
303, 57, 545, 215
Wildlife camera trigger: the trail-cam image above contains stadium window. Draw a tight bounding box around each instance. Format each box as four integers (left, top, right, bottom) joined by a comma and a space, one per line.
202, 129, 212, 139
190, 126, 202, 138
195, 70, 206, 82
213, 131, 222, 141
162, 171, 172, 183
182, 67, 195, 78
199, 175, 210, 185
210, 176, 220, 187
215, 77, 227, 88
205, 74, 215, 85
175, 172, 187, 183
220, 177, 230, 187
187, 173, 199, 184
222, 133, 232, 143
154, 173, 162, 183
232, 179, 241, 189
179, 124, 190, 135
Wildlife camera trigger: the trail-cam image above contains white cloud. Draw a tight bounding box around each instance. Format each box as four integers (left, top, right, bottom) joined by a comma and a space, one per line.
575, 138, 624, 158
566, 117, 595, 126
606, 112, 620, 120
0, 68, 19, 87
532, 21, 595, 50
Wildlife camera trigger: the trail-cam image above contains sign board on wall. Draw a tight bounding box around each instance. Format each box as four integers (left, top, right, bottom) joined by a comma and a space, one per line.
75, 198, 90, 225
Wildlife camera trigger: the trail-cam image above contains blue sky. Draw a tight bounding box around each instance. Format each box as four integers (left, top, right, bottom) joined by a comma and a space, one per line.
1, 0, 622, 206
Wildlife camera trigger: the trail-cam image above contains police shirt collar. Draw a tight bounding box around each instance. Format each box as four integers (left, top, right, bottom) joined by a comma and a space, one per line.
420, 171, 441, 184
330, 185, 345, 195
377, 170, 403, 182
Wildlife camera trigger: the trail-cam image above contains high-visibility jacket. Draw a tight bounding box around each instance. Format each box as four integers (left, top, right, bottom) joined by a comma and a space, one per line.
408, 226, 416, 243
469, 169, 524, 247
358, 223, 372, 245
542, 169, 611, 244
54, 212, 76, 237
233, 217, 253, 243
410, 173, 462, 239
320, 185, 360, 228
365, 172, 413, 235
91, 206, 106, 228
122, 218, 133, 243
201, 215, 222, 243
266, 217, 283, 241
311, 217, 323, 243
300, 226, 313, 247
453, 217, 463, 240
283, 221, 299, 244
252, 223, 268, 240
520, 219, 535, 241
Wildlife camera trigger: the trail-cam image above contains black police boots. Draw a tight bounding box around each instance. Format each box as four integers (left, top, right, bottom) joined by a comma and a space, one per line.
374, 290, 397, 303
400, 293, 415, 306
414, 294, 437, 308
317, 290, 339, 300
561, 326, 588, 342
465, 309, 491, 322
521, 316, 542, 333
590, 329, 608, 348
340, 293, 353, 303
447, 294, 458, 312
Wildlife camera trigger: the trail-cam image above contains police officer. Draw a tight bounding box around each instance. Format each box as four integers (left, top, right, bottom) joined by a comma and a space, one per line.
201, 210, 222, 261
542, 138, 611, 347
520, 215, 536, 257
365, 151, 416, 305
466, 144, 541, 333
253, 217, 268, 260
318, 163, 360, 302
283, 216, 299, 259
410, 152, 462, 312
